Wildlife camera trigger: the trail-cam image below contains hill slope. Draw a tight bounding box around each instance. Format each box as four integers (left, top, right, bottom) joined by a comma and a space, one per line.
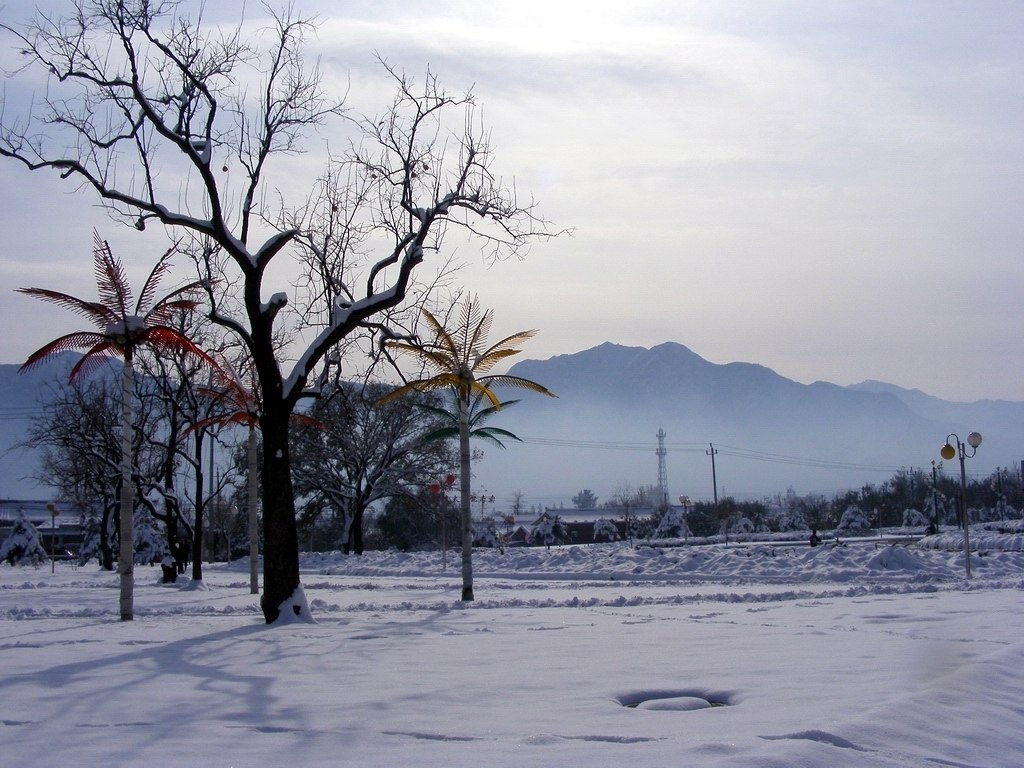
471, 342, 1022, 506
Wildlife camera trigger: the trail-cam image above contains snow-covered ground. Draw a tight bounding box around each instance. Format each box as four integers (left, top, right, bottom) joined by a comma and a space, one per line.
2, 534, 1023, 767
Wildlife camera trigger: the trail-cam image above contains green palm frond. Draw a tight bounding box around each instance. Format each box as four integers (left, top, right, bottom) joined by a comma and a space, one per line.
416, 396, 524, 448
469, 426, 522, 449
419, 425, 458, 443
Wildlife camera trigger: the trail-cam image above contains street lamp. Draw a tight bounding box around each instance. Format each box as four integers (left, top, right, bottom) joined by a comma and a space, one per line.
47, 503, 59, 574
430, 474, 456, 570
940, 431, 982, 578
678, 496, 691, 543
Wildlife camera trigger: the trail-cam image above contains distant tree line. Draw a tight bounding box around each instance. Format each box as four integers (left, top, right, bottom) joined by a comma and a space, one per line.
568, 465, 1024, 540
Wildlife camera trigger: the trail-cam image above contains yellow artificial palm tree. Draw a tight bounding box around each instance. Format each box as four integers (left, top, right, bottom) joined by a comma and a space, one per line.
382, 296, 554, 600
18, 232, 212, 620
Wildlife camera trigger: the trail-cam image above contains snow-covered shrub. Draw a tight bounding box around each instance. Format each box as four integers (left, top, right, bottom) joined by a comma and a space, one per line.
592, 518, 620, 542
654, 507, 689, 539
763, 488, 828, 532
730, 517, 755, 536
902, 508, 930, 528
836, 505, 872, 531
473, 517, 500, 548
134, 507, 165, 564
1, 513, 50, 566
529, 514, 567, 548
763, 501, 807, 532
627, 514, 653, 541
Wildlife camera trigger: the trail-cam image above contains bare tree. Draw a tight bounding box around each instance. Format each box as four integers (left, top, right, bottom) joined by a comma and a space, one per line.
136, 316, 236, 585
290, 382, 455, 556
25, 377, 124, 571
24, 373, 166, 572
1, 2, 550, 622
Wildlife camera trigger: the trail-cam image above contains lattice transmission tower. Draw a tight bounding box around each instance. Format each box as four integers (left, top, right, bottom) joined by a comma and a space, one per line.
656, 428, 669, 508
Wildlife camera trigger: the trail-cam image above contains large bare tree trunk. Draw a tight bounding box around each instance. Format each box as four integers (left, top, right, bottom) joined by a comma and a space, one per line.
259, 408, 307, 623
118, 358, 135, 621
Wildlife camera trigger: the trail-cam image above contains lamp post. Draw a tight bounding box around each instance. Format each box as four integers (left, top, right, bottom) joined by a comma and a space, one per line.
47, 503, 59, 574
940, 431, 982, 578
430, 474, 456, 570
678, 495, 690, 543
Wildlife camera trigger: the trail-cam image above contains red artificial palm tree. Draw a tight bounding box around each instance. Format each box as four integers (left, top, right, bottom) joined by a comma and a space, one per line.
18, 232, 212, 620
191, 361, 320, 595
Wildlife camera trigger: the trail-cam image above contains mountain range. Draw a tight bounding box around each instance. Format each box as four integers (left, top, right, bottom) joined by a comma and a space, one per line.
473, 342, 1023, 507
0, 354, 81, 499
1, 343, 1021, 507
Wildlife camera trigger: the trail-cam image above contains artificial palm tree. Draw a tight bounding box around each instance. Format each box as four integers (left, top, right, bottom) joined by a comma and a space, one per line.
191, 363, 262, 595
381, 296, 554, 601
18, 233, 211, 620
191, 361, 320, 594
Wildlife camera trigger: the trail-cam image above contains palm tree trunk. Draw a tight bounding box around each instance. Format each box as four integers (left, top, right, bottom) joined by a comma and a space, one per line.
459, 391, 474, 601
191, 432, 205, 583
248, 424, 259, 595
118, 357, 135, 621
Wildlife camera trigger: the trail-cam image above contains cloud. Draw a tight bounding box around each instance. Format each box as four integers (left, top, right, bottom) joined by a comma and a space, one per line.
0, 0, 1021, 401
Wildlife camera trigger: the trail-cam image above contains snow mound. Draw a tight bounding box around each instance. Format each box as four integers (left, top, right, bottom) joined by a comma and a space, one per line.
866, 547, 925, 572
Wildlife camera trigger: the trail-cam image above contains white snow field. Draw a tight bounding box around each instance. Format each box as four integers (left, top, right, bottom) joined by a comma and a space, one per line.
2, 534, 1023, 767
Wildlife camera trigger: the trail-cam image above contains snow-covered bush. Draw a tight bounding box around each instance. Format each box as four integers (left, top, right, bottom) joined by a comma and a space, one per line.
654, 507, 689, 539
1, 513, 50, 566
529, 514, 567, 548
592, 518, 620, 542
763, 501, 807, 532
837, 505, 872, 531
763, 488, 827, 532
730, 517, 756, 536
473, 517, 500, 548
134, 507, 165, 564
902, 508, 930, 528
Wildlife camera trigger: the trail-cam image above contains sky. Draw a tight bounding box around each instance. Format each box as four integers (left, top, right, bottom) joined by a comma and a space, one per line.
2, 536, 1024, 766
1, 0, 1022, 402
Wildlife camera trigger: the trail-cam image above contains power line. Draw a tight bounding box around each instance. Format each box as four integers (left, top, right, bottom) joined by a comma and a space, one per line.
0, 407, 44, 420
519, 435, 906, 474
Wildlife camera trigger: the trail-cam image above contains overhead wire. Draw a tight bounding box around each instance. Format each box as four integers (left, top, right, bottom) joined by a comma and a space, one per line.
520, 435, 915, 475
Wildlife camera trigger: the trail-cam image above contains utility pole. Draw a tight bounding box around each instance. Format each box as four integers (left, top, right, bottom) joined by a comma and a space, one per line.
706, 442, 719, 505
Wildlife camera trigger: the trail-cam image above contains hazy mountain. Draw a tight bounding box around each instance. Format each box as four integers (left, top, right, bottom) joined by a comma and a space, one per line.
472, 342, 1023, 506
0, 353, 82, 499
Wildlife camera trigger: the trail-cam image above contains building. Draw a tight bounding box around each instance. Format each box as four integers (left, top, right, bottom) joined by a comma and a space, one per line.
0, 499, 88, 557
